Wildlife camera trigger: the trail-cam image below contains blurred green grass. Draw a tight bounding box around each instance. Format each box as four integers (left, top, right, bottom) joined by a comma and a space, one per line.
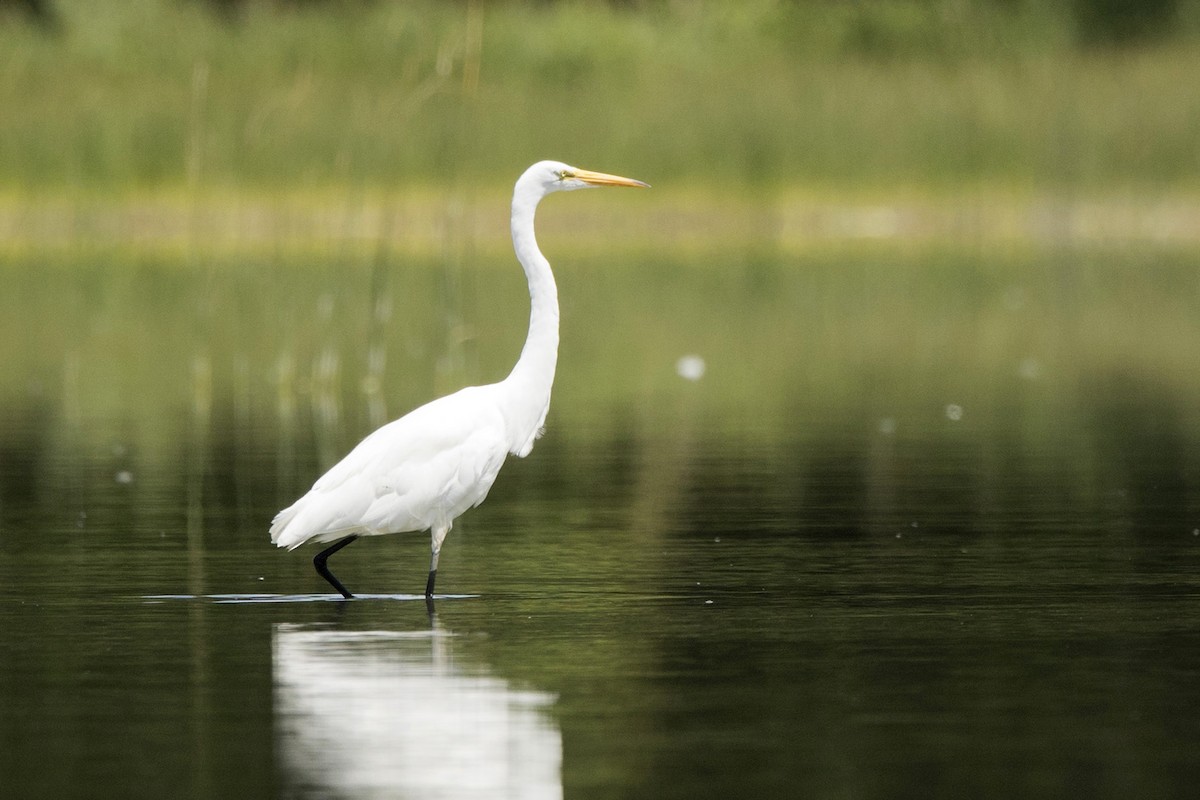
2, 0, 1199, 193
2, 0, 1199, 473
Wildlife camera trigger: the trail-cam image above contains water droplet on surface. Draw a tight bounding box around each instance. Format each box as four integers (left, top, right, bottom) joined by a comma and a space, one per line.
675, 355, 706, 381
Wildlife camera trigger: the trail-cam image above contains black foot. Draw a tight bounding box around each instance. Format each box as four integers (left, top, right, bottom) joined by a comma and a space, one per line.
314, 535, 358, 599
425, 568, 437, 599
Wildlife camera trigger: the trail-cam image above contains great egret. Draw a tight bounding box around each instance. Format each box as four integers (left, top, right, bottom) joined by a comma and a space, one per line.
270, 161, 649, 599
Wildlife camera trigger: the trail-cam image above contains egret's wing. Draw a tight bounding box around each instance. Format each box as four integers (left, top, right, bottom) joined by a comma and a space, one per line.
358, 422, 508, 534
270, 387, 507, 549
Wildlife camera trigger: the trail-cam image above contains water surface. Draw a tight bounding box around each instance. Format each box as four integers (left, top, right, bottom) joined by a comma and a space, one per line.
2, 243, 1199, 798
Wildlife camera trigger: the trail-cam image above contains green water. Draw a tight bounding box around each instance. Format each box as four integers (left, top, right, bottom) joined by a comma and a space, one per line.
2, 239, 1200, 798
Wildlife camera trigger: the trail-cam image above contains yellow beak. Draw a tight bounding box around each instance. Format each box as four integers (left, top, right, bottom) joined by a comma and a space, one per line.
572, 168, 650, 189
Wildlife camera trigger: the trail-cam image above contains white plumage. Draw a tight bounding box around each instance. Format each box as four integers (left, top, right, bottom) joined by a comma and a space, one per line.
270, 161, 648, 599
271, 386, 508, 548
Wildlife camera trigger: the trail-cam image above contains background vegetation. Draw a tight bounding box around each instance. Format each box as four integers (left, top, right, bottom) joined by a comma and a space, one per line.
1, 0, 1198, 464
1, 0, 1200, 194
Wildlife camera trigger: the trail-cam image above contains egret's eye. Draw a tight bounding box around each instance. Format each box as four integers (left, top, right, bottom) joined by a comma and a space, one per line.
556, 169, 574, 181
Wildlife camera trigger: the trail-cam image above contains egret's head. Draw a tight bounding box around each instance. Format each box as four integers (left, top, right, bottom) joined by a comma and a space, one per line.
520, 160, 649, 198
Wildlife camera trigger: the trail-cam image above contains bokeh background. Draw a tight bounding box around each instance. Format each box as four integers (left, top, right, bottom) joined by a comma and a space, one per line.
2, 2, 1200, 799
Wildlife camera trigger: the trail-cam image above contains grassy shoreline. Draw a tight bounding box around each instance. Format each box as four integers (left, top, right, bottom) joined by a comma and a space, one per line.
3, 186, 1199, 259
4, 1, 1199, 464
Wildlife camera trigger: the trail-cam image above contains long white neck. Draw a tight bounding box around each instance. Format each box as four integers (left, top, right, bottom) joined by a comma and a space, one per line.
501, 185, 559, 457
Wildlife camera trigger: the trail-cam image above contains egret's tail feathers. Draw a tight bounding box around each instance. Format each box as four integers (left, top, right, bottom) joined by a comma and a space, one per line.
269, 504, 304, 549
270, 496, 364, 550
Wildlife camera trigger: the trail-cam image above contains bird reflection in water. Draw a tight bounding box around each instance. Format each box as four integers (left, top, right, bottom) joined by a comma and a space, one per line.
272, 622, 562, 799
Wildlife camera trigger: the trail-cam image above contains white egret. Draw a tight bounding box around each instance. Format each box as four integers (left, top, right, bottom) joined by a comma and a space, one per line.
270, 161, 649, 599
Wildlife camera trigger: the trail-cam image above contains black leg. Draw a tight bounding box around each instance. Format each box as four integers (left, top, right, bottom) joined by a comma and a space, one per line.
313, 535, 358, 599
426, 538, 444, 600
